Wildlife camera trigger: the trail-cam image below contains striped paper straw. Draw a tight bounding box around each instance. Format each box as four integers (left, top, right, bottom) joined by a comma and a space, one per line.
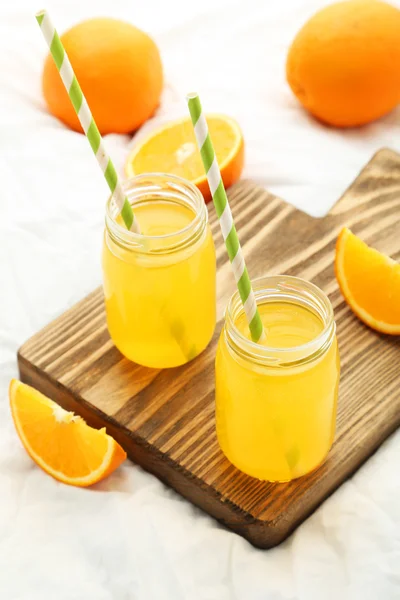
187, 93, 265, 343
35, 9, 140, 233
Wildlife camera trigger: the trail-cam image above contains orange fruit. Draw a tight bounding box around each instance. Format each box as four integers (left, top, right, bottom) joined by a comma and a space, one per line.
125, 115, 244, 203
286, 0, 400, 127
335, 228, 400, 334
42, 18, 163, 135
9, 379, 126, 487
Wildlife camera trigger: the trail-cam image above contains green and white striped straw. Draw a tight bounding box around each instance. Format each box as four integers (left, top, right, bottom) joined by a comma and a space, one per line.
187, 93, 265, 343
35, 9, 140, 233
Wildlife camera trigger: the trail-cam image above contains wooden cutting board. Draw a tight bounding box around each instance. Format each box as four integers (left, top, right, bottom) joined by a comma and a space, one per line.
18, 148, 400, 548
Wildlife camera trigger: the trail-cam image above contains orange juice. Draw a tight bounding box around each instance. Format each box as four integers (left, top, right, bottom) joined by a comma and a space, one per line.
216, 276, 340, 482
102, 174, 216, 368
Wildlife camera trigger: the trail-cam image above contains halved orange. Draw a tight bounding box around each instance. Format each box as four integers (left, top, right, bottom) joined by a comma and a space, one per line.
9, 379, 126, 487
335, 227, 400, 334
125, 114, 244, 203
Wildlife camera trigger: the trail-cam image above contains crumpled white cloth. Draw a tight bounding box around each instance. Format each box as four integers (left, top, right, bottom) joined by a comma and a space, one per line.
1, 0, 400, 598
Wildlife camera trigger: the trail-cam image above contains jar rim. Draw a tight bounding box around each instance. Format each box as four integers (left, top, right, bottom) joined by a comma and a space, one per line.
225, 275, 336, 366
105, 172, 207, 253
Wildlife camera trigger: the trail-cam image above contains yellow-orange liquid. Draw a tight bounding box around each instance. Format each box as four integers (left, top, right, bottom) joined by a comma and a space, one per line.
216, 302, 339, 481
102, 201, 216, 368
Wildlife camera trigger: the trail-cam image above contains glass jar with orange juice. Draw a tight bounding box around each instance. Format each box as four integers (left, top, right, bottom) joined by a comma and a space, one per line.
102, 174, 216, 368
216, 276, 340, 482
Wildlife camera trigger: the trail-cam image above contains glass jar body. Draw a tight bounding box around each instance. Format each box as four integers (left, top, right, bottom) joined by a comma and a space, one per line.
102, 174, 216, 368
215, 276, 340, 482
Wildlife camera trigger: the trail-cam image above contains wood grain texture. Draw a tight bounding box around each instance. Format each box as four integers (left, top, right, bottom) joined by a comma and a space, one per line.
18, 148, 400, 548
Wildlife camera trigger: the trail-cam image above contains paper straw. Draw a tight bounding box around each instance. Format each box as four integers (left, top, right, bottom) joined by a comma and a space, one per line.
187, 93, 265, 343
35, 9, 140, 233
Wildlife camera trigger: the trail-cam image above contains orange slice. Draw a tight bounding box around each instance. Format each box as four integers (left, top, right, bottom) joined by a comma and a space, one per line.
9, 379, 127, 487
125, 115, 244, 203
335, 227, 400, 334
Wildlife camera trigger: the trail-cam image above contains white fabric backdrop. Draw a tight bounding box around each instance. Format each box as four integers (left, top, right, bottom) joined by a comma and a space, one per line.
1, 0, 400, 598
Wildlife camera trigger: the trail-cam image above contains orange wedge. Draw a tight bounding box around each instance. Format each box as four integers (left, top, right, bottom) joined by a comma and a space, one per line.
9, 379, 127, 487
125, 115, 244, 203
335, 227, 400, 334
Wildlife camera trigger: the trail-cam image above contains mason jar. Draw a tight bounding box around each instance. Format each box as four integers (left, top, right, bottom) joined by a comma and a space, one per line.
103, 173, 216, 368
215, 275, 340, 482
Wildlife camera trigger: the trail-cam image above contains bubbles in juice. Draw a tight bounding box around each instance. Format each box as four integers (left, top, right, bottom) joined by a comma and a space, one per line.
116, 201, 194, 237
235, 302, 324, 347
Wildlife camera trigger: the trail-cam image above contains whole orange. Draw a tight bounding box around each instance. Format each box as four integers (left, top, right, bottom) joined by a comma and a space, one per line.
286, 0, 400, 127
42, 18, 163, 134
